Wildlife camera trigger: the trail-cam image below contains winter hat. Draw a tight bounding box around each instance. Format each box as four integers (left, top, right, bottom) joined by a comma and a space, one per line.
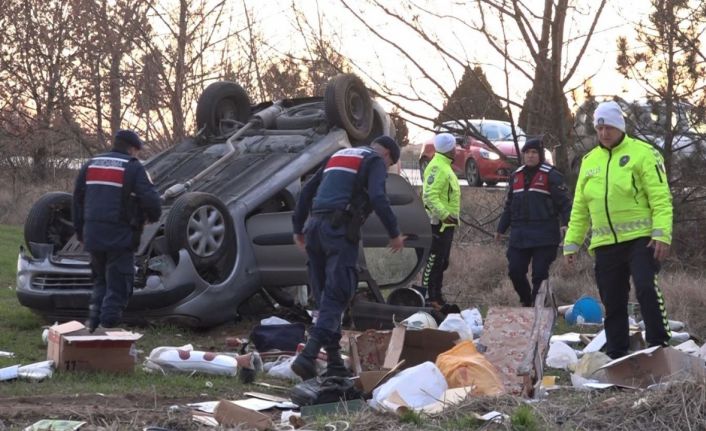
593, 101, 626, 133
521, 138, 542, 153
521, 138, 545, 162
373, 135, 400, 164
434, 133, 456, 154
114, 129, 144, 150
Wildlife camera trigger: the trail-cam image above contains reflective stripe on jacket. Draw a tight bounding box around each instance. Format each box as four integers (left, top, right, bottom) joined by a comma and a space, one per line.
422, 153, 460, 229
497, 163, 572, 248
564, 135, 673, 254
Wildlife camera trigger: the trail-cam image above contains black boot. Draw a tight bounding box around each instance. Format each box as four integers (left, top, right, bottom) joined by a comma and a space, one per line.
323, 345, 352, 378
291, 337, 321, 380
85, 304, 100, 333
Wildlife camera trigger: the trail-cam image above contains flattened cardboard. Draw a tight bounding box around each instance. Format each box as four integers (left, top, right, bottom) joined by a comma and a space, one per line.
47, 321, 142, 373
354, 360, 405, 394
382, 326, 459, 370
215, 400, 273, 430
597, 346, 706, 388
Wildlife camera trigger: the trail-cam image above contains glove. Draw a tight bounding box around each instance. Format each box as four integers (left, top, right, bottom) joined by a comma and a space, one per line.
443, 215, 459, 225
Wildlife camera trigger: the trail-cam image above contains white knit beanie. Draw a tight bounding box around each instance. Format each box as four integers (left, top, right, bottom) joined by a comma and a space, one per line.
434, 133, 456, 153
593, 101, 626, 133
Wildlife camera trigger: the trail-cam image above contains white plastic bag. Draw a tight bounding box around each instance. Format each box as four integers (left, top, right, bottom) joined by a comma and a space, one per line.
438, 313, 474, 341
400, 311, 438, 330
461, 308, 484, 338
266, 356, 302, 382
260, 316, 291, 326
371, 361, 448, 411
545, 341, 578, 370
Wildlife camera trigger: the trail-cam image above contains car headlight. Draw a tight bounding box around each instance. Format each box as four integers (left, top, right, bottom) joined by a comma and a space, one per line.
480, 148, 501, 160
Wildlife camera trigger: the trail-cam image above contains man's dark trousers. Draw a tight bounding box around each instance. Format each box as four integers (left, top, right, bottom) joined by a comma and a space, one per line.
305, 216, 359, 345
89, 250, 134, 327
422, 224, 454, 303
594, 237, 671, 359
507, 245, 557, 306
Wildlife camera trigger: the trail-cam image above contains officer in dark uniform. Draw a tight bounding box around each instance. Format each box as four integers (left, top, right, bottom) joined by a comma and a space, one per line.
495, 138, 572, 306
291, 136, 405, 380
73, 130, 161, 332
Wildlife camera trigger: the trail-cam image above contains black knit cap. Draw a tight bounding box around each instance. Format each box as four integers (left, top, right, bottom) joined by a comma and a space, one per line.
521, 138, 542, 153
373, 135, 400, 164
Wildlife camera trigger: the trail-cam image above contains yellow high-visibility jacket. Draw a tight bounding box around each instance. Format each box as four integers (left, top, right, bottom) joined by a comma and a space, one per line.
423, 153, 460, 229
564, 135, 673, 254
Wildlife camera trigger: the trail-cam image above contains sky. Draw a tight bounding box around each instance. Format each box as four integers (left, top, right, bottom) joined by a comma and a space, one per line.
229, 0, 656, 141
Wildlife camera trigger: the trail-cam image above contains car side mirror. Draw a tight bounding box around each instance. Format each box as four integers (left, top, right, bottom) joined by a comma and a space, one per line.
456, 137, 469, 149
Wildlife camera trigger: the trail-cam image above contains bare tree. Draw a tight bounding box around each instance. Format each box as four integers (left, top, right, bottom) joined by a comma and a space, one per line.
616, 0, 706, 175
329, 0, 606, 176
0, 0, 82, 180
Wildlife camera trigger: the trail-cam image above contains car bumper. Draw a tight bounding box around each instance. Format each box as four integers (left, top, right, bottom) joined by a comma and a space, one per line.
16, 247, 197, 323
477, 158, 516, 182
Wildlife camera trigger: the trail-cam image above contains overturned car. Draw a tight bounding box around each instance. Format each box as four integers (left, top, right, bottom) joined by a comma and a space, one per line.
16, 74, 433, 328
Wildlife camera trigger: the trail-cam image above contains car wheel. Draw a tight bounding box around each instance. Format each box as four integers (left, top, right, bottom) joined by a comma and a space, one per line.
485, 181, 498, 187
419, 158, 430, 180
165, 192, 235, 268
465, 159, 482, 187
196, 81, 251, 136
24, 192, 74, 255
275, 102, 325, 130
324, 73, 373, 142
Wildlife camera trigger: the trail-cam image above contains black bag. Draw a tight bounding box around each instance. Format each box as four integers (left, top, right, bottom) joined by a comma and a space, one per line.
249, 323, 305, 352
290, 376, 362, 406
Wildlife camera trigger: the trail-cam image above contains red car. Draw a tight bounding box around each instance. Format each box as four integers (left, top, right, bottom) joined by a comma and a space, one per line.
418, 120, 552, 186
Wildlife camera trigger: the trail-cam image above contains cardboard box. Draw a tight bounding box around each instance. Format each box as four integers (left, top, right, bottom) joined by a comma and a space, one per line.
597, 346, 706, 388
47, 321, 142, 373
383, 326, 459, 370
214, 400, 273, 430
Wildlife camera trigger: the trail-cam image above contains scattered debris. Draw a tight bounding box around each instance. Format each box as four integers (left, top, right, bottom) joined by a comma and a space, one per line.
23, 419, 86, 431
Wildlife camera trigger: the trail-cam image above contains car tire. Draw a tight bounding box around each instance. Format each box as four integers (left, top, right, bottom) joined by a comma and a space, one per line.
165, 192, 235, 268
324, 73, 373, 141
24, 192, 74, 255
419, 157, 430, 181
275, 102, 325, 130
196, 81, 251, 136
465, 159, 482, 187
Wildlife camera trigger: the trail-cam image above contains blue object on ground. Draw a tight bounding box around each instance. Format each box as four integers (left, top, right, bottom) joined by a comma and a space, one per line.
565, 296, 603, 324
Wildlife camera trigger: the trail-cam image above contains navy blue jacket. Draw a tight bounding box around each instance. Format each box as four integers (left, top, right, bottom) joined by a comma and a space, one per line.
73, 150, 161, 252
292, 147, 399, 238
497, 163, 572, 248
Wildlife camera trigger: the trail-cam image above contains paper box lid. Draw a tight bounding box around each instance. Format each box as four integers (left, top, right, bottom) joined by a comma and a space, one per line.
597, 346, 706, 388
383, 326, 459, 370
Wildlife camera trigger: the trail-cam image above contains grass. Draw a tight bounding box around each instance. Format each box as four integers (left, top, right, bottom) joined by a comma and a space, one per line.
0, 222, 257, 399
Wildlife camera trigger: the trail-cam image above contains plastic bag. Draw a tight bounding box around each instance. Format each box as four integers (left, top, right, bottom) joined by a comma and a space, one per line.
545, 341, 578, 370
261, 316, 291, 325
250, 323, 305, 352
290, 376, 362, 406
435, 341, 505, 395
267, 356, 303, 382
438, 314, 474, 341
371, 361, 448, 411
400, 311, 438, 330
461, 308, 484, 338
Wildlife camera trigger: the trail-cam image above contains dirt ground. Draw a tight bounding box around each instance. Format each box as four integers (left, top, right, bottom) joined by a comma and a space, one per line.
0, 394, 206, 430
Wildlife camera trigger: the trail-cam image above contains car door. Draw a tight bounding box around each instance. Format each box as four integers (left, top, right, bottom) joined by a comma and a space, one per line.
246, 173, 432, 290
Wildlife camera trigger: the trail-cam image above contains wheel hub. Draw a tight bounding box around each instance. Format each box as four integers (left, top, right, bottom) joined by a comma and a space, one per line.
186, 205, 225, 257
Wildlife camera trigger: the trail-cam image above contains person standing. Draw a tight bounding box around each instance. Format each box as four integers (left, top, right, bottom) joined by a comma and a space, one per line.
564, 100, 673, 359
495, 138, 572, 306
421, 132, 460, 308
291, 136, 405, 380
73, 130, 161, 332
